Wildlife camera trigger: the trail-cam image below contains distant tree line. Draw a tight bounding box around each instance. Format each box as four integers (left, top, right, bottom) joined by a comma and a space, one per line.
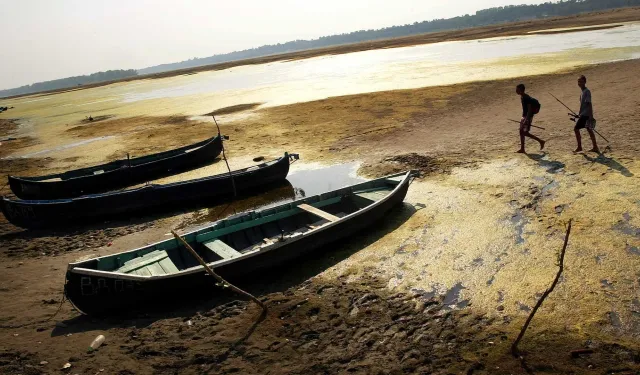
139, 0, 640, 75
0, 69, 138, 98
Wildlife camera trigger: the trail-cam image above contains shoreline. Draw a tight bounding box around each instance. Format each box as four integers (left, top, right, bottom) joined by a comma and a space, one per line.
2, 7, 640, 100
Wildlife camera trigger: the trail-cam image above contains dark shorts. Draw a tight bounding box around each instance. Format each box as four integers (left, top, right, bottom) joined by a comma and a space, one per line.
574, 116, 590, 130
520, 115, 534, 132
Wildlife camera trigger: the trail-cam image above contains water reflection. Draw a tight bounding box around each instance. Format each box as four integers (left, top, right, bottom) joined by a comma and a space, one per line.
183, 181, 297, 228
183, 162, 367, 228
287, 162, 365, 197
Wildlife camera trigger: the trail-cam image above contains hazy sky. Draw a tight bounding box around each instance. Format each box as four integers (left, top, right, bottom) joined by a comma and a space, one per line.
0, 0, 548, 90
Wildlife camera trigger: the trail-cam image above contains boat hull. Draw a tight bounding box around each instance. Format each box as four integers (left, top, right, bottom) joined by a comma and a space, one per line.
64, 176, 410, 315
8, 135, 223, 200
2, 154, 290, 228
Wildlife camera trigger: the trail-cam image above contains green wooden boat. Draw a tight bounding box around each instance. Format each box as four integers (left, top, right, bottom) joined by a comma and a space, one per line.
65, 171, 414, 315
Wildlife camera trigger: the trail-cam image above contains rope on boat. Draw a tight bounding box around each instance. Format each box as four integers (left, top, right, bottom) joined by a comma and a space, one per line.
171, 230, 267, 343
212, 115, 237, 198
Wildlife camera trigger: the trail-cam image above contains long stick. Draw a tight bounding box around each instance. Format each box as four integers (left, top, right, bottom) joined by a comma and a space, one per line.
549, 93, 577, 116
593, 128, 610, 143
507, 119, 546, 130
511, 219, 572, 358
552, 93, 610, 143
212, 115, 237, 197
171, 230, 267, 317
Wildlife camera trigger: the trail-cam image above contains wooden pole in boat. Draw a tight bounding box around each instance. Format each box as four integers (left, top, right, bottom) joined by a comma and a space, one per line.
212, 115, 237, 197
127, 153, 131, 167
171, 230, 267, 316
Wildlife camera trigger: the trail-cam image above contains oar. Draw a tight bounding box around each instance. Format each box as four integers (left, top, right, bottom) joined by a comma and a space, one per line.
549, 93, 610, 143
507, 119, 546, 130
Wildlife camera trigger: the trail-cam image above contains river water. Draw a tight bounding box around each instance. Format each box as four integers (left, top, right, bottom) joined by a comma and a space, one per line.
116, 22, 640, 108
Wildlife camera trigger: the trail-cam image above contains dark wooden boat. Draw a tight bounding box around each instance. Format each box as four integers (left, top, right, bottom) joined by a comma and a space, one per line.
64, 171, 413, 315
8, 134, 223, 200
1, 153, 294, 229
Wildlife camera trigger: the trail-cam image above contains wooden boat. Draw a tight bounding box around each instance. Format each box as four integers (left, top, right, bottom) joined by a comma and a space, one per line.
1, 153, 294, 229
64, 171, 413, 315
8, 134, 224, 200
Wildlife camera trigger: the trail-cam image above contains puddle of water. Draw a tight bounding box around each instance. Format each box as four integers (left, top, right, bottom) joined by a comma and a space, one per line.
601, 279, 615, 289
486, 276, 495, 286
517, 302, 532, 312
472, 257, 484, 267
626, 244, 640, 256
510, 211, 528, 244
442, 282, 466, 306
542, 180, 559, 195
2, 136, 116, 159
287, 162, 365, 198
183, 162, 367, 228
613, 213, 640, 237
181, 182, 300, 229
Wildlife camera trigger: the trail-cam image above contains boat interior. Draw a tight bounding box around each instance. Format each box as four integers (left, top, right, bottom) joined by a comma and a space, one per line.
74, 173, 407, 277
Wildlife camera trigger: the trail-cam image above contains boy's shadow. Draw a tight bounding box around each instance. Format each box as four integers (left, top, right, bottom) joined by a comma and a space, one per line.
525, 152, 565, 174
582, 152, 634, 177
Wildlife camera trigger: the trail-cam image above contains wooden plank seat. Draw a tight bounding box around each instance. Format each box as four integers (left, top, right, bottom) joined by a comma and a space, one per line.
355, 188, 393, 202
297, 204, 340, 222
116, 250, 179, 275
204, 239, 242, 260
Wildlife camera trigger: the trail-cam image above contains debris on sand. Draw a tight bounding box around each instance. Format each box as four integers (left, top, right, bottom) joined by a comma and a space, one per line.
359, 153, 471, 178
79, 115, 114, 124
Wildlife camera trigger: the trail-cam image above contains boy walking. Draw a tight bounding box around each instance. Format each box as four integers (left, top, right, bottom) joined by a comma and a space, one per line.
574, 75, 600, 153
516, 84, 546, 153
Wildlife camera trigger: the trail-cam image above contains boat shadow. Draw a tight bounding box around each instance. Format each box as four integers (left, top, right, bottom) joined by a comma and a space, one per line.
50, 201, 417, 336
582, 153, 634, 177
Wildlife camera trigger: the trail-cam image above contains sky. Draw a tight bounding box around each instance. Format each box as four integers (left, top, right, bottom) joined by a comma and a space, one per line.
0, 0, 549, 90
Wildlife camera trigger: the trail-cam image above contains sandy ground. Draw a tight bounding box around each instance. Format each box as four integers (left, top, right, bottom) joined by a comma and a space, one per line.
3, 17, 640, 375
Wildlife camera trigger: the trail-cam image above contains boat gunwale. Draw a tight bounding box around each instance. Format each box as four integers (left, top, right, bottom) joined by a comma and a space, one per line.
8, 134, 221, 184
67, 171, 412, 280
3, 153, 288, 205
